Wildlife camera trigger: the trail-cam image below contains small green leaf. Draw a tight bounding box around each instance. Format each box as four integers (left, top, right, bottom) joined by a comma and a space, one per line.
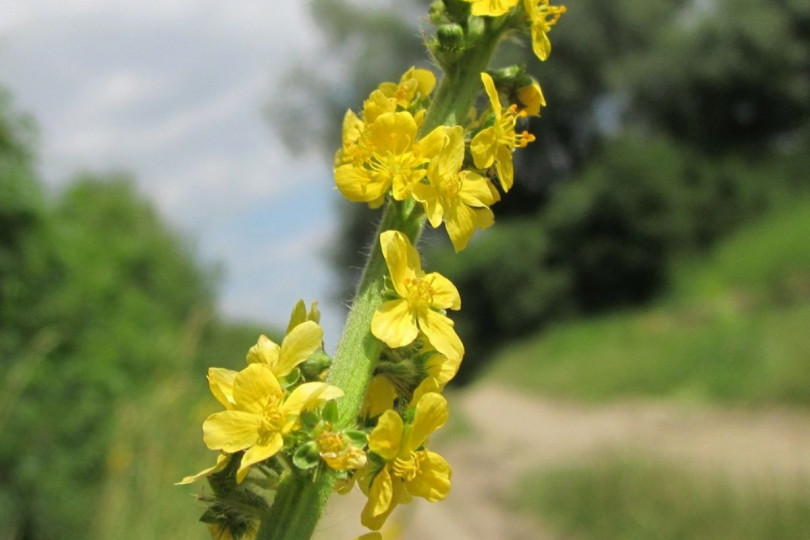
322, 400, 339, 424
292, 441, 320, 470
300, 410, 320, 432
343, 430, 368, 447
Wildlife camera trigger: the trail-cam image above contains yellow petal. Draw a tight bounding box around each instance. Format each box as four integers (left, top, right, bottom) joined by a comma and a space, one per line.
470, 127, 497, 170
411, 181, 443, 228
467, 0, 519, 17
285, 299, 307, 334
176, 453, 230, 485
380, 230, 420, 298
444, 203, 477, 252
356, 533, 382, 540
411, 377, 440, 406
363, 88, 396, 124
368, 112, 419, 155
232, 364, 283, 414
429, 351, 461, 387
335, 163, 390, 204
531, 25, 552, 61
372, 299, 419, 349
368, 410, 403, 460
405, 392, 449, 452
245, 334, 281, 367
405, 67, 436, 97
341, 109, 364, 147
516, 81, 546, 116
361, 375, 398, 419
405, 450, 451, 501
419, 310, 464, 363
282, 382, 344, 418
207, 368, 237, 409
361, 468, 395, 530
276, 320, 323, 376
458, 171, 499, 207
473, 206, 496, 231
236, 434, 284, 483
480, 72, 502, 115
202, 410, 260, 452
495, 145, 514, 192
424, 273, 461, 311
437, 126, 465, 176
417, 125, 449, 162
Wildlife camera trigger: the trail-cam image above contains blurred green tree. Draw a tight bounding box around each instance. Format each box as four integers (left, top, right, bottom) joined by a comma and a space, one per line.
272, 0, 810, 379
0, 89, 221, 537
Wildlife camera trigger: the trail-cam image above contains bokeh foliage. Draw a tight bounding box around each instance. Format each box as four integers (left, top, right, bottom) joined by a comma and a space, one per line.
273, 0, 810, 381
0, 88, 256, 539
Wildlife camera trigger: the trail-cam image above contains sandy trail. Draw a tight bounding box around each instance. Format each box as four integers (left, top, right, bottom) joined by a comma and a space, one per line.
316, 384, 810, 540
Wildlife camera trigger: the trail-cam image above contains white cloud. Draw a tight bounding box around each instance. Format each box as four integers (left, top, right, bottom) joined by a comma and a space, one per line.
0, 0, 340, 329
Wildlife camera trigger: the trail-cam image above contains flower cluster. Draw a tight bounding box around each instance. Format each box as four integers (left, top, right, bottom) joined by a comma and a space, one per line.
331, 3, 565, 533
180, 2, 565, 539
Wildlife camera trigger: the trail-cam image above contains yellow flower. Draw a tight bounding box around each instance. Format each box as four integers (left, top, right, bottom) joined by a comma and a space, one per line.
360, 393, 452, 530
334, 112, 445, 207
208, 367, 238, 409
516, 79, 547, 116
286, 298, 320, 334
470, 72, 535, 192
411, 351, 461, 405
412, 125, 500, 252
335, 109, 366, 168
246, 320, 323, 379
363, 67, 436, 124
203, 364, 343, 482
316, 430, 368, 471
523, 0, 567, 61
461, 0, 520, 17
371, 231, 463, 362
360, 374, 398, 419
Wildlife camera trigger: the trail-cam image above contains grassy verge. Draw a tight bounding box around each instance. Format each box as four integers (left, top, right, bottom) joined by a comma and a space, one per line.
485, 199, 810, 406
512, 456, 810, 540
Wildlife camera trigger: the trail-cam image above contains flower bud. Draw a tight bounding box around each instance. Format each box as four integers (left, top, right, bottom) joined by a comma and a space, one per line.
437, 23, 464, 50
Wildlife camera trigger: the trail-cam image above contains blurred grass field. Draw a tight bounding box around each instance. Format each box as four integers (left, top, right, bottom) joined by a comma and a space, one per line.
485, 198, 810, 406
513, 456, 810, 540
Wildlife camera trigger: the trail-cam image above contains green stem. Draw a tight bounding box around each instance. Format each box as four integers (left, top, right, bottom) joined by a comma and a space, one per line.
255, 20, 507, 540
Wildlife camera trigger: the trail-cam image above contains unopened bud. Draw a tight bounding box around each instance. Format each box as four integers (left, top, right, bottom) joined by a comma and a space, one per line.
437, 23, 464, 50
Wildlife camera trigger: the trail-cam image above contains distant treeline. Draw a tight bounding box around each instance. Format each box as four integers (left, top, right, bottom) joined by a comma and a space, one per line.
0, 88, 263, 539
275, 0, 810, 381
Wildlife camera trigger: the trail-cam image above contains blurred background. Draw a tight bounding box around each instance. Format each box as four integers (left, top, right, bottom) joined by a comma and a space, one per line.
1, 0, 809, 539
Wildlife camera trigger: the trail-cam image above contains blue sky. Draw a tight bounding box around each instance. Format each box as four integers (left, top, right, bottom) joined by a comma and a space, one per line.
0, 1, 348, 346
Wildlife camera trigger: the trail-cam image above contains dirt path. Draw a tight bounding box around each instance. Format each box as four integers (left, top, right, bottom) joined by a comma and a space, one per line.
316, 384, 810, 540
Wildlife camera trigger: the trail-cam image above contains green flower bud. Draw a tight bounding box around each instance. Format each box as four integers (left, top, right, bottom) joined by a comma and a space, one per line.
437, 23, 464, 50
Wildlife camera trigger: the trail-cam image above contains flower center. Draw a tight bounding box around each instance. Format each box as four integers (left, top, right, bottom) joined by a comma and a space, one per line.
317, 431, 344, 454
259, 398, 284, 438
404, 277, 434, 312
392, 451, 421, 482
439, 173, 461, 198
497, 106, 536, 150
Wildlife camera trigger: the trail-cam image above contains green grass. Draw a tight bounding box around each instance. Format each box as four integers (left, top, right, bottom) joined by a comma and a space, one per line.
513, 457, 810, 540
485, 199, 810, 405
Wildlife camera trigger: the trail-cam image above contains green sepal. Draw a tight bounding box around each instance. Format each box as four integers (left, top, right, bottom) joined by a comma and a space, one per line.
322, 400, 339, 425
300, 350, 332, 381
299, 409, 320, 432
292, 441, 321, 470
282, 368, 302, 388
343, 430, 368, 448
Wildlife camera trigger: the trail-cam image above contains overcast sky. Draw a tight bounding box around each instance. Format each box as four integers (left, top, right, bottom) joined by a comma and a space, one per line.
0, 1, 349, 345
